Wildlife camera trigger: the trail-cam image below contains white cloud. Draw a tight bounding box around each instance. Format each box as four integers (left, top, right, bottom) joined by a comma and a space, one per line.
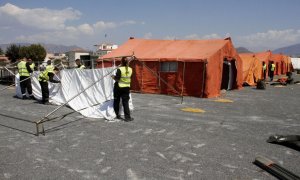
202, 33, 222, 39
78, 24, 94, 35
185, 34, 200, 39
0, 3, 140, 47
120, 20, 137, 26
237, 29, 300, 50
93, 21, 117, 30
0, 3, 81, 30
144, 32, 153, 39
164, 36, 177, 40
185, 33, 223, 40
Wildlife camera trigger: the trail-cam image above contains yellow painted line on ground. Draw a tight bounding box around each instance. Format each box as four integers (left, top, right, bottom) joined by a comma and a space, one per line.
274, 85, 286, 88
181, 108, 205, 113
213, 98, 234, 103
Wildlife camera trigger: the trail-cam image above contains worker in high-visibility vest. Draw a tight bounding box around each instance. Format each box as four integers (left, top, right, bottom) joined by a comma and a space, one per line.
262, 62, 267, 80
75, 59, 86, 69
28, 58, 35, 71
17, 57, 35, 100
111, 57, 134, 122
269, 61, 276, 81
38, 60, 61, 105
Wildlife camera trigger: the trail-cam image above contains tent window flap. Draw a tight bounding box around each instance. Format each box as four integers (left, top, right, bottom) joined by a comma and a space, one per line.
160, 62, 178, 72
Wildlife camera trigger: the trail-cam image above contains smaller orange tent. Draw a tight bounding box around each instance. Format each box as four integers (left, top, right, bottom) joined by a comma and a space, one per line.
270, 53, 284, 75
239, 53, 262, 86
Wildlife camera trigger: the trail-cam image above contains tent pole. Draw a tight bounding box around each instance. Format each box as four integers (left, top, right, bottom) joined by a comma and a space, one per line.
181, 62, 185, 95
0, 75, 32, 92
5, 61, 19, 67
180, 61, 186, 104
35, 55, 135, 136
201, 61, 207, 98
35, 66, 118, 135
141, 61, 144, 93
4, 67, 16, 76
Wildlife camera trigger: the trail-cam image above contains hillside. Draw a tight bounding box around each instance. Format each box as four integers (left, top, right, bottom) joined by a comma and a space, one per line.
273, 43, 300, 56
0, 43, 84, 54
236, 47, 253, 53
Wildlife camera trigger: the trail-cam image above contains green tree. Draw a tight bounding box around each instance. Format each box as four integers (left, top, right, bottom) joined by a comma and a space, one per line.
27, 44, 46, 64
5, 44, 21, 62
19, 46, 30, 59
0, 47, 4, 55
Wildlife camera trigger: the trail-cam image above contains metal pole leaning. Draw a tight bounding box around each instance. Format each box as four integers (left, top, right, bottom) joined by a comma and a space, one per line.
0, 75, 32, 92
4, 67, 16, 76
6, 61, 19, 67
35, 54, 136, 136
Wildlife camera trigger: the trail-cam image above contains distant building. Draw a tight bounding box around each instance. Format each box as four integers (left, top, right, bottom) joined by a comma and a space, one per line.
65, 49, 90, 67
94, 43, 118, 57
0, 55, 9, 65
44, 53, 66, 61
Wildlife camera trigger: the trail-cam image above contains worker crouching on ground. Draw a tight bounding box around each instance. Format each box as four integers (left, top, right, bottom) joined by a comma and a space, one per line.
17, 57, 35, 100
111, 57, 134, 122
38, 61, 61, 105
75, 59, 86, 69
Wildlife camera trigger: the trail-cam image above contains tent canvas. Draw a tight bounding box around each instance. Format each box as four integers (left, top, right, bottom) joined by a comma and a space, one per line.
291, 58, 300, 70
270, 53, 285, 75
98, 38, 243, 98
239, 53, 262, 86
15, 68, 133, 120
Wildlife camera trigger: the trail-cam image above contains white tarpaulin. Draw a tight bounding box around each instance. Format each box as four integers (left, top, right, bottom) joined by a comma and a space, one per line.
16, 68, 133, 120
291, 58, 300, 70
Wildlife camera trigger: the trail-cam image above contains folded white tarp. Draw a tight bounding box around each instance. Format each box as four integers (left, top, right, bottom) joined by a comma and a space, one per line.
291, 58, 300, 70
16, 68, 133, 120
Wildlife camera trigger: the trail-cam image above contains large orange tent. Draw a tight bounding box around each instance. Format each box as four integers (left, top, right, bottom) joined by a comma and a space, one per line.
98, 38, 243, 98
239, 53, 262, 86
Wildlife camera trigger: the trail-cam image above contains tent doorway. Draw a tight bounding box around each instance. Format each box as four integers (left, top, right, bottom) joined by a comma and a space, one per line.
221, 59, 237, 90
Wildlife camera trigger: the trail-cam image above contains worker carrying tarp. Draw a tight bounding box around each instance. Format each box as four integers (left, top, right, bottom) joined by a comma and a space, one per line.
15, 68, 134, 120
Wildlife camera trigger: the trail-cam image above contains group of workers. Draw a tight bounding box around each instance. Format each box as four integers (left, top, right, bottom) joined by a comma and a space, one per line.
262, 61, 276, 81
16, 57, 134, 121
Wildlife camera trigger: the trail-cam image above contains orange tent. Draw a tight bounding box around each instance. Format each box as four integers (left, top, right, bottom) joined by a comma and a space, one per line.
282, 55, 293, 73
255, 51, 272, 78
270, 53, 285, 75
239, 53, 262, 86
98, 38, 243, 98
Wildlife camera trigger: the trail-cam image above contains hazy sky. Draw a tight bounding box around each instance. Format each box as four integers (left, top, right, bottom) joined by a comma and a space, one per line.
0, 0, 299, 51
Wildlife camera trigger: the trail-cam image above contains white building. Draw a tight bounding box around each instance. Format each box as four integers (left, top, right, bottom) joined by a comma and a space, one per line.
65, 49, 90, 67
94, 43, 118, 57
44, 53, 66, 61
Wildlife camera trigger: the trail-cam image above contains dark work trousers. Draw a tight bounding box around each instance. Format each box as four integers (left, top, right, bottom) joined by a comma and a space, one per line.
113, 85, 131, 119
20, 76, 33, 95
269, 71, 274, 81
263, 70, 266, 80
39, 81, 49, 103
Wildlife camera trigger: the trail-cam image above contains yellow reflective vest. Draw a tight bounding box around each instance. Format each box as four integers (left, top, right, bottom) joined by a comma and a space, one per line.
271, 64, 276, 71
30, 63, 35, 71
118, 66, 132, 88
17, 61, 30, 77
263, 64, 267, 71
78, 65, 85, 69
38, 65, 54, 82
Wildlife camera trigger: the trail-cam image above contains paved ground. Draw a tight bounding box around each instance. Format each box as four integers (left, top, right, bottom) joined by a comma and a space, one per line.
0, 73, 300, 180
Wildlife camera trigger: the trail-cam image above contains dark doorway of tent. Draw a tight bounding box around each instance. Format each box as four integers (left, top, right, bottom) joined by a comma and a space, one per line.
221, 59, 237, 90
